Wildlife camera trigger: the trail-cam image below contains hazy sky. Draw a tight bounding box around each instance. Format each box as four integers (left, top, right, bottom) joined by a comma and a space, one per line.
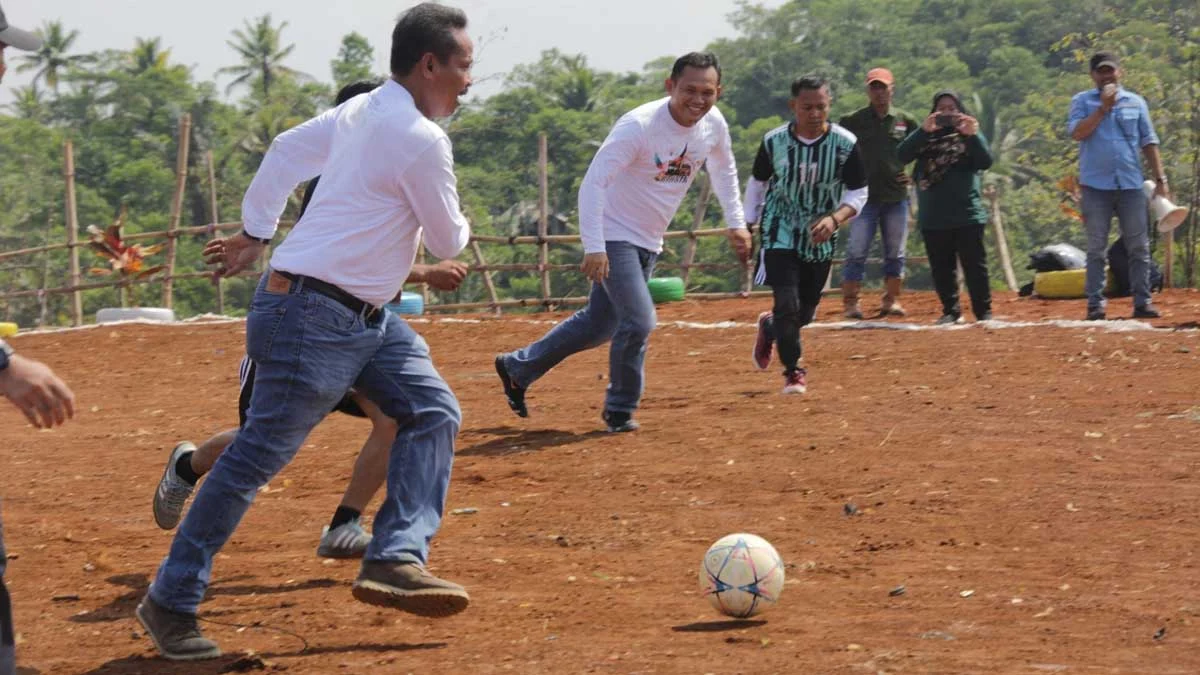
1, 0, 784, 103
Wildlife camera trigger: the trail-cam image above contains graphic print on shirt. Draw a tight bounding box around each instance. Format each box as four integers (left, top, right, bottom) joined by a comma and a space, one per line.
654, 144, 694, 183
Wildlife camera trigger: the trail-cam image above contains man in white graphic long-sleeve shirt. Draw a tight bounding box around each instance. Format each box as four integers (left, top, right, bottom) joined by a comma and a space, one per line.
136, 4, 474, 662
496, 52, 749, 432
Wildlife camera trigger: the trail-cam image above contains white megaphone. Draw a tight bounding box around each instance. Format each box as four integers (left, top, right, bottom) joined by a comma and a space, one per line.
1142, 180, 1189, 233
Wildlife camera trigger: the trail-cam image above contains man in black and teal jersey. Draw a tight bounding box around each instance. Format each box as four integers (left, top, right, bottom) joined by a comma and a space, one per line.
745, 75, 868, 395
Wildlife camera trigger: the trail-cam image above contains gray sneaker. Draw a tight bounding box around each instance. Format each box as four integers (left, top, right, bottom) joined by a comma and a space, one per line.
153, 442, 197, 530
135, 595, 221, 661
317, 518, 372, 558
352, 561, 470, 617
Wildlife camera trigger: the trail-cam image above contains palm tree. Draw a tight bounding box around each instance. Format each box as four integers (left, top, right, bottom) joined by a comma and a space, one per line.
130, 37, 171, 74
16, 20, 94, 92
5, 84, 49, 122
218, 15, 304, 98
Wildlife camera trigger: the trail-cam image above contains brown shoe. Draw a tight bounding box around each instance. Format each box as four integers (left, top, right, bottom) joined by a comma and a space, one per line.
841, 281, 863, 319
880, 276, 906, 316
352, 561, 469, 617
135, 595, 222, 661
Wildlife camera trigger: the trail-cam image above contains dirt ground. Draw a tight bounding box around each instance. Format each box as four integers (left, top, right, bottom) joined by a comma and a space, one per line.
2, 290, 1200, 674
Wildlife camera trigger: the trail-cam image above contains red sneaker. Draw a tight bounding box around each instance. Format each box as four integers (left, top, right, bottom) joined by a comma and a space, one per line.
752, 312, 774, 371
781, 368, 807, 395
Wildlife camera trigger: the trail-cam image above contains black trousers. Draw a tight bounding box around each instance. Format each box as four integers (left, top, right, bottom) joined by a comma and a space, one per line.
763, 250, 831, 372
921, 225, 991, 319
0, 515, 13, 674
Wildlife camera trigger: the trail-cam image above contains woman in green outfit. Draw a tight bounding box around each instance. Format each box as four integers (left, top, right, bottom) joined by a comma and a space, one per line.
897, 90, 994, 324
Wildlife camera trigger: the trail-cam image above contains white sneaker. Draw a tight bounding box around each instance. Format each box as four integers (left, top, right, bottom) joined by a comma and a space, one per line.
317, 518, 372, 558
153, 442, 197, 530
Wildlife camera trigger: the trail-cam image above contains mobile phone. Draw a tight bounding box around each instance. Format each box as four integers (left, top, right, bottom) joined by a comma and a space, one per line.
936, 113, 957, 129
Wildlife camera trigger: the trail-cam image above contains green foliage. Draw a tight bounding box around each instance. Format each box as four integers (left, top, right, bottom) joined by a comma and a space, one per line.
1, 0, 1198, 325
331, 33, 377, 90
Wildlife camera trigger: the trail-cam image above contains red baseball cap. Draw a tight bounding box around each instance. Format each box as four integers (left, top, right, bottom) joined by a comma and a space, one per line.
866, 68, 894, 86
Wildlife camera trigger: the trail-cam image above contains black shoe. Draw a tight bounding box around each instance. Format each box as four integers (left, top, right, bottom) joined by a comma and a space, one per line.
1133, 305, 1162, 319
135, 595, 221, 661
602, 410, 640, 433
494, 356, 528, 418
935, 313, 961, 326
1086, 308, 1106, 321
977, 311, 993, 322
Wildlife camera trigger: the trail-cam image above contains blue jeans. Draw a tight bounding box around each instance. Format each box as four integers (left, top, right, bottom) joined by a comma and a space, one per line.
841, 200, 909, 281
149, 273, 461, 614
1081, 186, 1151, 309
503, 241, 657, 414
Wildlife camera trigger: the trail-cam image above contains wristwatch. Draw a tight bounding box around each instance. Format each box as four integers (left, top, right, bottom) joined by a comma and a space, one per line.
1156, 176, 1169, 184
240, 230, 272, 245
0, 340, 13, 372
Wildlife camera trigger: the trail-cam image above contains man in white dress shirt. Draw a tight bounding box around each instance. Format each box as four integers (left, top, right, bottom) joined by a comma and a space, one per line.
136, 4, 474, 661
495, 52, 750, 432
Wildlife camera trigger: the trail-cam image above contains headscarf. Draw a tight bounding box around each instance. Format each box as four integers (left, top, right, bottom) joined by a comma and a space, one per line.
916, 89, 971, 190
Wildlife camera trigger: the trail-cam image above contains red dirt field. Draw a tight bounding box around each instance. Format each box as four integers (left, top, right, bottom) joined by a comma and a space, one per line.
2, 290, 1200, 674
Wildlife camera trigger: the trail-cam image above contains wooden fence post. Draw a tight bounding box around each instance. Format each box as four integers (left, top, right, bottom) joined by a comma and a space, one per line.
64, 140, 83, 326
163, 113, 192, 309
681, 174, 711, 287
471, 240, 501, 315
205, 150, 226, 312
537, 133, 551, 308
985, 184, 1019, 291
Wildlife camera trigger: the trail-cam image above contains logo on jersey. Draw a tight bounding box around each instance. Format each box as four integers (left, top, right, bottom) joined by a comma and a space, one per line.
654, 145, 693, 183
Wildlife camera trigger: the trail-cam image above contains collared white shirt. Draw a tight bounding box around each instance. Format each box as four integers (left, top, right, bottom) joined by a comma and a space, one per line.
578, 98, 745, 255
241, 80, 470, 306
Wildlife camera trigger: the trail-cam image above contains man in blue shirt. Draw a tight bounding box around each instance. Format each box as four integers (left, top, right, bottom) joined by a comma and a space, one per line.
1067, 51, 1169, 320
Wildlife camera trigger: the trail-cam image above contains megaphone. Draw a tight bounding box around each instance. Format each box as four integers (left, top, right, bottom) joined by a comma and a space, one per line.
1142, 180, 1189, 233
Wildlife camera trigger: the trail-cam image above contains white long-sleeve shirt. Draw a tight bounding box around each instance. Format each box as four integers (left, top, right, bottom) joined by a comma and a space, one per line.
578, 98, 745, 255
241, 80, 470, 306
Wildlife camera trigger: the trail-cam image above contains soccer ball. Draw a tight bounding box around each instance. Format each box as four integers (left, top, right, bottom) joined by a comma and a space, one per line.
698, 533, 785, 618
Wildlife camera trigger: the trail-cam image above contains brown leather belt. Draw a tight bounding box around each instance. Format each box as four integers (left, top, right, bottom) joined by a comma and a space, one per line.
269, 269, 383, 320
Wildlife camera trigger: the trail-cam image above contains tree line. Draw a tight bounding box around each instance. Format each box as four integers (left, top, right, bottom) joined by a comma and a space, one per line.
1, 0, 1197, 325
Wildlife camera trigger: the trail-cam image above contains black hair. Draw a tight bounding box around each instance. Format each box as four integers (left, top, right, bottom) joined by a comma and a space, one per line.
790, 75, 829, 97
390, 3, 468, 76
670, 52, 721, 84
335, 80, 382, 105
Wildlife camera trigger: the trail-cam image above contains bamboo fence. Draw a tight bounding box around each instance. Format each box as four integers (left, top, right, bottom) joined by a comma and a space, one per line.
2, 128, 1005, 326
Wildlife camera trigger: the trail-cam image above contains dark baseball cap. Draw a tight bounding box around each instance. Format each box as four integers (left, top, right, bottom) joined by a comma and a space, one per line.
0, 3, 41, 51
1089, 51, 1120, 71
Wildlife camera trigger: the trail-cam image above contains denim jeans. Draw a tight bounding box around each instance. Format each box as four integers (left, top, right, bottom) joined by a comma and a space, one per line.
503, 240, 657, 414
149, 273, 461, 614
841, 200, 909, 281
1081, 186, 1151, 309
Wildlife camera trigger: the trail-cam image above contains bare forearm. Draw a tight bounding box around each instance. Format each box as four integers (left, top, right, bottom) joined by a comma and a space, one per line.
1071, 107, 1108, 142
1142, 144, 1165, 180
832, 205, 857, 225
405, 264, 431, 285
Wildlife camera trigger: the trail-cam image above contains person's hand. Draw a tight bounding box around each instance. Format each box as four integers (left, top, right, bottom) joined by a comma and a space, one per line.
810, 215, 838, 244
921, 112, 940, 133
203, 233, 265, 280
425, 260, 469, 291
1154, 180, 1171, 200
727, 228, 753, 264
0, 354, 76, 429
1100, 84, 1118, 111
581, 252, 609, 283
895, 171, 911, 187
956, 115, 979, 136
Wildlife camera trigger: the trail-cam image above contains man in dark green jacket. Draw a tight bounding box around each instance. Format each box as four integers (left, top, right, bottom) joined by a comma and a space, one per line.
897, 90, 994, 324
837, 68, 920, 318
